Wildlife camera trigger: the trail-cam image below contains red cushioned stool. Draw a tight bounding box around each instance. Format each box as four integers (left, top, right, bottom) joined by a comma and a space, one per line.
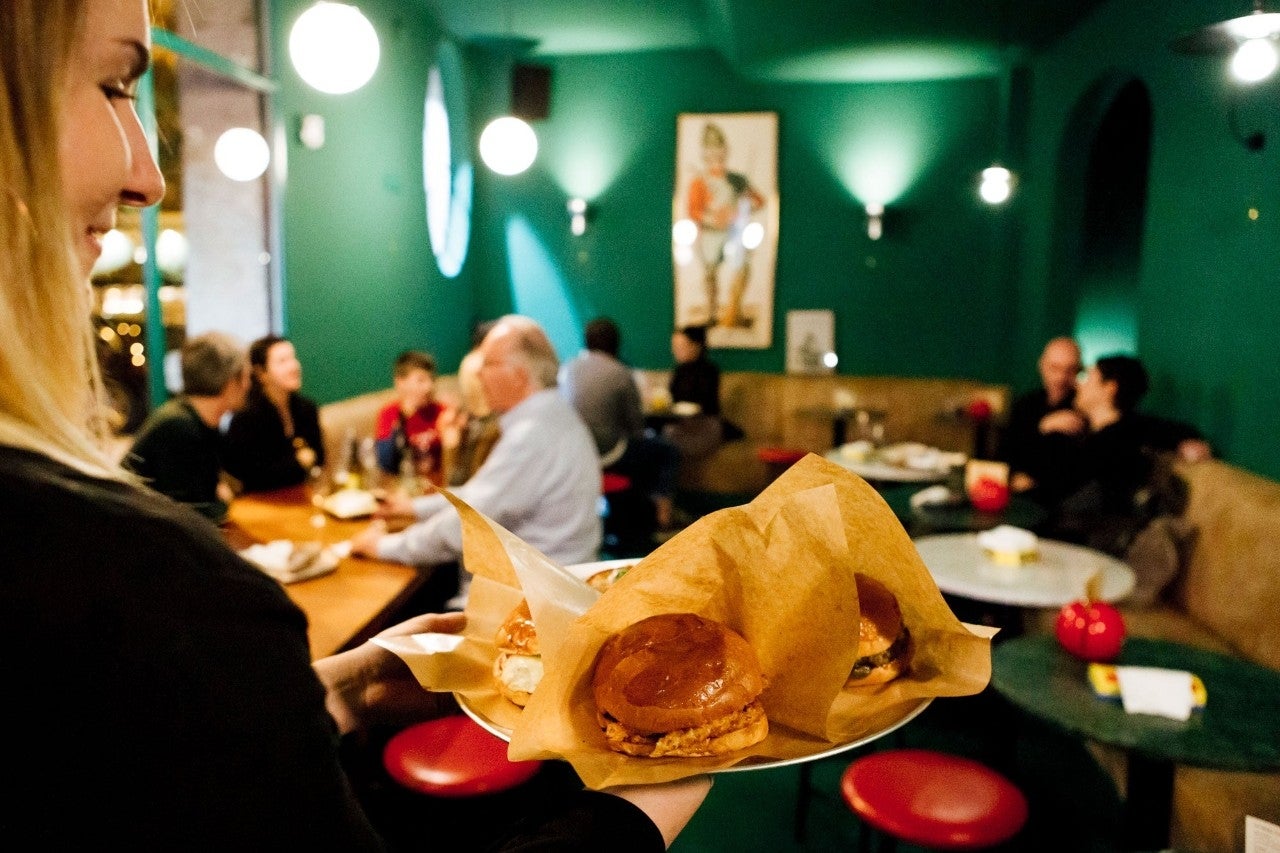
383, 715, 542, 797
601, 472, 632, 495
841, 749, 1027, 851
756, 446, 808, 484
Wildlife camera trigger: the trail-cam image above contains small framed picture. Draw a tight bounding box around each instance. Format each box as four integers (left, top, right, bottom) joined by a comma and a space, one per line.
785, 310, 835, 375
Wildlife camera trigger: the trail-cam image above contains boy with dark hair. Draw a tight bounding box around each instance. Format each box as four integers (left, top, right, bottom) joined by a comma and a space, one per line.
375, 350, 450, 484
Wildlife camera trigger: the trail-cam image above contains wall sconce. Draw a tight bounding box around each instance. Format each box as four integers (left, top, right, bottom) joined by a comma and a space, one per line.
979, 165, 1014, 205
865, 202, 884, 240
568, 197, 590, 235
289, 2, 380, 95
298, 114, 326, 150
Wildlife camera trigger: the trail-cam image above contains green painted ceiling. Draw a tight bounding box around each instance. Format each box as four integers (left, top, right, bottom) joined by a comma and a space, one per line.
423, 0, 1112, 80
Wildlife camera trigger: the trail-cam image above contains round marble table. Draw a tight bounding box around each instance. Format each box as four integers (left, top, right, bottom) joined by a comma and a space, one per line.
912, 533, 1135, 608
992, 635, 1280, 849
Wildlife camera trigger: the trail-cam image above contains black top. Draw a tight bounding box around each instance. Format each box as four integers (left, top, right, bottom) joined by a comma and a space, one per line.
0, 445, 665, 850
669, 356, 721, 417
223, 388, 325, 492
998, 387, 1074, 479
123, 397, 225, 521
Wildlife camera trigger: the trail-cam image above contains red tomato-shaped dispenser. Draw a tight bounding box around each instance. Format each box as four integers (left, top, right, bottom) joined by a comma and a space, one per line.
969, 476, 1010, 513
1055, 574, 1126, 661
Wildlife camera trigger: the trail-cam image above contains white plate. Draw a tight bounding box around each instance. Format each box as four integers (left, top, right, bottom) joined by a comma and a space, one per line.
457, 692, 931, 773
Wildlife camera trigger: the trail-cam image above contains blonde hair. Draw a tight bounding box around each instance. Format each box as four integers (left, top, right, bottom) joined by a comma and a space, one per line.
457, 348, 490, 418
0, 0, 124, 477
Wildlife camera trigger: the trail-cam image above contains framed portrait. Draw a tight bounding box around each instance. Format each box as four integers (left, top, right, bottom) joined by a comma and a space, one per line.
672, 111, 779, 349
785, 310, 835, 375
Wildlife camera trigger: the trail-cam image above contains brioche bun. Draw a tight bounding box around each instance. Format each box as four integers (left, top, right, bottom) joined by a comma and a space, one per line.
493, 600, 542, 707
592, 612, 768, 757
845, 574, 911, 687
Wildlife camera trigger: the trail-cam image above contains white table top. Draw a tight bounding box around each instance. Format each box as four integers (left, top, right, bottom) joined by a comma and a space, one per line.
823, 449, 950, 483
913, 532, 1136, 608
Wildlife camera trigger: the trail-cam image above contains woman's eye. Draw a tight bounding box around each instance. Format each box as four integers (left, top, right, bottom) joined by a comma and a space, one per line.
102, 81, 138, 101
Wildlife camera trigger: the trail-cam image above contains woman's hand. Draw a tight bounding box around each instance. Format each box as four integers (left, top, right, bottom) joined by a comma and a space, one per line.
313, 612, 466, 735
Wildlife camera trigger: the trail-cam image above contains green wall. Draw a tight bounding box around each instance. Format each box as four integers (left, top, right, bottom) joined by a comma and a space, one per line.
272, 0, 475, 402
468, 49, 1012, 377
1016, 0, 1280, 480
271, 0, 1279, 480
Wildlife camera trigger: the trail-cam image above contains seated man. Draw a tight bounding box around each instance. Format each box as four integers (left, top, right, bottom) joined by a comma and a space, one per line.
124, 331, 249, 522
1037, 355, 1197, 554
350, 316, 602, 606
1000, 336, 1084, 494
374, 349, 449, 486
1004, 338, 1211, 495
559, 317, 681, 531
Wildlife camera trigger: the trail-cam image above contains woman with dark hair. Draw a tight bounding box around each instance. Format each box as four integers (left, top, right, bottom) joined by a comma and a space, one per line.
663, 325, 729, 458
223, 334, 325, 492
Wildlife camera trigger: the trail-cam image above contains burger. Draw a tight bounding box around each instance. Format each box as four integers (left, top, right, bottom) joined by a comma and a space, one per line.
585, 564, 631, 592
591, 612, 769, 757
845, 573, 911, 687
493, 600, 542, 706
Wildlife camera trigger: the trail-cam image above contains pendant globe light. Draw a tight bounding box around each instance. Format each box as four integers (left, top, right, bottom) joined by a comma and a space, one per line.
479, 0, 539, 176
1171, 1, 1280, 85
289, 2, 380, 95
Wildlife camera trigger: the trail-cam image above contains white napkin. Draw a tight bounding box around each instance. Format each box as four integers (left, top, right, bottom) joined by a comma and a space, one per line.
911, 485, 954, 508
322, 489, 378, 519
240, 540, 339, 584
1115, 666, 1196, 721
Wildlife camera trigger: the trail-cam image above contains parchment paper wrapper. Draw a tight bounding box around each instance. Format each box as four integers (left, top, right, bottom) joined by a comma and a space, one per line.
384, 454, 993, 789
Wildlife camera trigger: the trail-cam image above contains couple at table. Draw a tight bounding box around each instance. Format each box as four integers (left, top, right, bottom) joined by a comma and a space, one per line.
1002, 340, 1207, 556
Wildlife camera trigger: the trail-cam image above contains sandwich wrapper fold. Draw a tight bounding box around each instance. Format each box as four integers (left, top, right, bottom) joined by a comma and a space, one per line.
382, 456, 993, 789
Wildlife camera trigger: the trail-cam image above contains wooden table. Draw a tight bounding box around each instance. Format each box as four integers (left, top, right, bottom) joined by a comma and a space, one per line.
992, 635, 1280, 849
224, 486, 424, 660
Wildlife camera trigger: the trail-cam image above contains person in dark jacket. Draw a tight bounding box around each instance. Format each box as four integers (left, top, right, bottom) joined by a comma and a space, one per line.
223, 334, 325, 492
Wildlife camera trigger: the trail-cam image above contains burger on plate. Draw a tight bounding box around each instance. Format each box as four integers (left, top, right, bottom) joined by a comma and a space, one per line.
591, 612, 768, 757
493, 600, 542, 707
845, 573, 911, 687
585, 564, 631, 592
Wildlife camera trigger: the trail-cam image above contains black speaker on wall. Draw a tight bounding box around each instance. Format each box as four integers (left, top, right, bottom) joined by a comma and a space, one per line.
511, 63, 552, 120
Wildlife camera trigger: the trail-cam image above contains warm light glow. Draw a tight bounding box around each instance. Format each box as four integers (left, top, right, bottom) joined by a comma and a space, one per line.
214, 127, 270, 182
289, 2, 380, 95
1231, 38, 1279, 83
102, 286, 144, 317
155, 228, 188, 278
979, 166, 1013, 204
479, 116, 538, 176
671, 218, 698, 247
91, 228, 134, 277
741, 221, 765, 250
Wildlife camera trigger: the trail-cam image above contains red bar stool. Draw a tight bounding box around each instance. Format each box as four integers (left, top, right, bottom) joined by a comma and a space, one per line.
383, 714, 542, 797
756, 446, 808, 483
841, 749, 1027, 851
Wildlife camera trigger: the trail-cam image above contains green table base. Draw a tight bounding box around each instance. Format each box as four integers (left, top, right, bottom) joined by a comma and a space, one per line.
992, 635, 1280, 849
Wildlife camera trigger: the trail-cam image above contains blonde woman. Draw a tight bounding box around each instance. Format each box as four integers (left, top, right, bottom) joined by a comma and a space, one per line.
0, 1, 706, 845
